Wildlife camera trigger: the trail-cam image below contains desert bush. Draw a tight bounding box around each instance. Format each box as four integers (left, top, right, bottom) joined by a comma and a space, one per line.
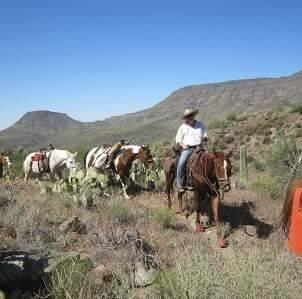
208, 118, 228, 130
212, 138, 227, 150
295, 128, 302, 138
251, 175, 282, 200
236, 113, 249, 122
291, 104, 302, 114
253, 160, 266, 171
10, 149, 27, 177
107, 199, 134, 224
154, 207, 175, 228
263, 136, 271, 145
153, 246, 300, 298
267, 137, 301, 184
48, 256, 94, 299
223, 135, 235, 144
226, 112, 237, 121
48, 256, 127, 299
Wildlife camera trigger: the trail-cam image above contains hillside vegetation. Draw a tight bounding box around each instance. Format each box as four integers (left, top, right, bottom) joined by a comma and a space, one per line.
1, 70, 302, 149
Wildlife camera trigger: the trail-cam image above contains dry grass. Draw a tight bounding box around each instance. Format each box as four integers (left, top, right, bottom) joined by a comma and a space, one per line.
0, 180, 302, 298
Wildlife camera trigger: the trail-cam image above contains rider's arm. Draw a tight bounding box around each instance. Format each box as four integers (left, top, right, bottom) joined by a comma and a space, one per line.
176, 125, 188, 149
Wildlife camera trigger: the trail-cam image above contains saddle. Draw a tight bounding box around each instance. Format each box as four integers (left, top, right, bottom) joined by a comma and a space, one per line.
32, 153, 44, 162
175, 146, 205, 188
32, 153, 49, 172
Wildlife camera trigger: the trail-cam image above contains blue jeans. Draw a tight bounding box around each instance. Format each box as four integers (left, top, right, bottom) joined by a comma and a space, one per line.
177, 148, 193, 188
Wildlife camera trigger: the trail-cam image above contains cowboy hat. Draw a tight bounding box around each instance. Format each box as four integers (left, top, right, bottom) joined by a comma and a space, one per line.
182, 108, 199, 119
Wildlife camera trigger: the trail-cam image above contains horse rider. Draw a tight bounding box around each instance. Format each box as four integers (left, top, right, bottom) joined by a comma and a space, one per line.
105, 139, 130, 169
175, 108, 208, 192
48, 144, 55, 151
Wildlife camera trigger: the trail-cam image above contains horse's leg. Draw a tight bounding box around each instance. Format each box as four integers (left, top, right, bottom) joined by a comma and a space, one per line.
211, 195, 228, 248
24, 162, 32, 183
120, 176, 130, 199
177, 191, 183, 214
165, 171, 174, 209
194, 191, 205, 233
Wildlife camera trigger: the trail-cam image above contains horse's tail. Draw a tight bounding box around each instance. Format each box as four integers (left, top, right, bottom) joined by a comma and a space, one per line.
83, 150, 89, 176
282, 179, 302, 236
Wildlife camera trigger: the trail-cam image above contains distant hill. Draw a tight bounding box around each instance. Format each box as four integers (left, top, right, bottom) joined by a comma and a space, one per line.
1, 70, 302, 150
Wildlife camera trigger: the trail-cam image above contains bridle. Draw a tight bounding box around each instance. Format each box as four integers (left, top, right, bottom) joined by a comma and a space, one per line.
201, 154, 230, 199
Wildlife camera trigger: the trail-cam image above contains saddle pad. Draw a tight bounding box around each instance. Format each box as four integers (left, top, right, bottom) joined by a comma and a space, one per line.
32, 153, 43, 162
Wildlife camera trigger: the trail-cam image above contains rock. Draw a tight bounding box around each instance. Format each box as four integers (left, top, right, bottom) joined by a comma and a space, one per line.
134, 262, 157, 287
0, 251, 48, 291
244, 225, 257, 236
92, 264, 113, 283
58, 216, 87, 234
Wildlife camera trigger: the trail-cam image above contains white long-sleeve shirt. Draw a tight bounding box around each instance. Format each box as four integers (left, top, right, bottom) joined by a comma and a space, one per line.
175, 121, 208, 146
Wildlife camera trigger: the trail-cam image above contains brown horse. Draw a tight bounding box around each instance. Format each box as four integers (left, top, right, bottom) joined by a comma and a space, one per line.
281, 179, 302, 236
0, 154, 11, 179
163, 149, 232, 247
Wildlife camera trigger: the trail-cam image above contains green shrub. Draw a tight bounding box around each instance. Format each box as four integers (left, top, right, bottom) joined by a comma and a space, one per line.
267, 137, 301, 183
291, 104, 302, 114
48, 256, 127, 298
226, 112, 237, 121
208, 118, 228, 130
107, 199, 134, 224
224, 135, 235, 144
295, 128, 302, 138
154, 246, 298, 298
263, 136, 271, 145
251, 175, 282, 200
48, 256, 94, 299
253, 160, 266, 171
236, 113, 249, 122
154, 207, 174, 228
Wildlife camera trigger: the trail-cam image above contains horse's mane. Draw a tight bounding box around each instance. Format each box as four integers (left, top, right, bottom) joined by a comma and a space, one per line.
282, 179, 302, 236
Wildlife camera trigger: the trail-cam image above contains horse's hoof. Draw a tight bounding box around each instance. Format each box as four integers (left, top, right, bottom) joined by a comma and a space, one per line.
195, 223, 205, 233
218, 239, 228, 248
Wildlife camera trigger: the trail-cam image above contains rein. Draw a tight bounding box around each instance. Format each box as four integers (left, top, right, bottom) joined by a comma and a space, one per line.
193, 154, 228, 199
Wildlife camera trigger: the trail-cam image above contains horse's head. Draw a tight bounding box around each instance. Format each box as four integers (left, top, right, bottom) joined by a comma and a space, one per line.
0, 155, 12, 168
213, 150, 232, 193
65, 152, 77, 170
138, 145, 155, 168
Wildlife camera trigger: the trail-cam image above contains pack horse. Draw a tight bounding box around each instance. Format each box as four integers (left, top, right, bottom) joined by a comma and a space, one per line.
84, 144, 154, 198
24, 149, 77, 182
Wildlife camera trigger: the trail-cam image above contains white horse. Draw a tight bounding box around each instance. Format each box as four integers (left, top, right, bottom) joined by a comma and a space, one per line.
24, 149, 77, 182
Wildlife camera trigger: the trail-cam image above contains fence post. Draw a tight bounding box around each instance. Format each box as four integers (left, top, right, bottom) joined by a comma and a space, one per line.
240, 145, 248, 183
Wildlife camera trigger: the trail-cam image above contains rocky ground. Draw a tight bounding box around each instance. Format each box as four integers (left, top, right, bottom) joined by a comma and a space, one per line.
0, 179, 302, 298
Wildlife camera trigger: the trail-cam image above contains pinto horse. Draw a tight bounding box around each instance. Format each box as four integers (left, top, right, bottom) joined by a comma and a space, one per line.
0, 154, 12, 178
84, 144, 154, 198
163, 149, 232, 247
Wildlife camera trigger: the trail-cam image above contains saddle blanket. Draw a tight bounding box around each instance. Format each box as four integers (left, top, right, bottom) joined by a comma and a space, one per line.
32, 153, 44, 162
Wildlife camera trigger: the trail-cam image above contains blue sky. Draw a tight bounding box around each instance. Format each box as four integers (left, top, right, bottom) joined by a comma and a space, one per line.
0, 0, 302, 129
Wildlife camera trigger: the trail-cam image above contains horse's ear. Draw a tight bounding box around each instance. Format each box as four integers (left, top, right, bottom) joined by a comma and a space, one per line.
225, 150, 232, 158
73, 152, 78, 157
